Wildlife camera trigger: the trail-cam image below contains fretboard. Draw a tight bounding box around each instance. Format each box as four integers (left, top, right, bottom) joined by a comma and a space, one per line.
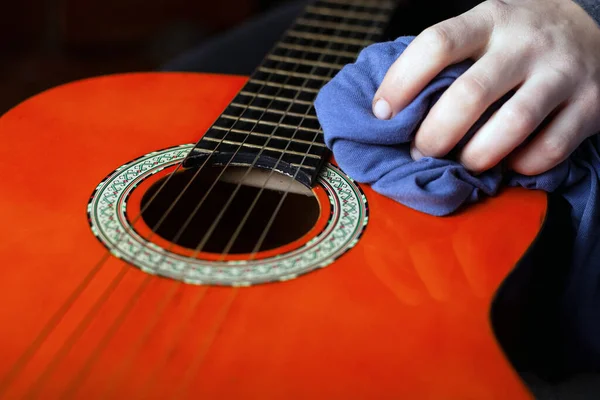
183, 0, 399, 186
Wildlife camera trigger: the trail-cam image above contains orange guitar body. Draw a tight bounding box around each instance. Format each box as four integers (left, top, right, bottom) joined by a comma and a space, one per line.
0, 72, 546, 399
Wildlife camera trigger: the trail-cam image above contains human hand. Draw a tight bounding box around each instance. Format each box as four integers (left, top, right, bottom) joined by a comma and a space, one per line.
372, 0, 600, 175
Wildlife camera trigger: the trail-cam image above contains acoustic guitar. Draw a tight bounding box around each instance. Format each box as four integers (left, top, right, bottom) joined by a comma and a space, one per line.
0, 0, 548, 398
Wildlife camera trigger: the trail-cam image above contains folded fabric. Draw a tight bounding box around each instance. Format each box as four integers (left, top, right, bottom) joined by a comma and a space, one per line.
314, 36, 600, 375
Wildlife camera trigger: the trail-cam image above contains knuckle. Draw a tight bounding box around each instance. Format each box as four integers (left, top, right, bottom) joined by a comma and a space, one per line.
483, 0, 512, 24
503, 104, 540, 135
453, 75, 491, 105
547, 56, 581, 79
487, 0, 509, 11
530, 31, 554, 50
547, 66, 575, 87
420, 25, 455, 57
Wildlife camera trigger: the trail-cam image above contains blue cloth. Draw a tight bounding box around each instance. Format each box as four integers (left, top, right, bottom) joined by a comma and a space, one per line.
314, 36, 600, 374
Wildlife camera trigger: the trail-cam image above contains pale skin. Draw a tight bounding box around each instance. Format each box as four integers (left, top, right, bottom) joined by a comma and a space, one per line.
372, 0, 600, 175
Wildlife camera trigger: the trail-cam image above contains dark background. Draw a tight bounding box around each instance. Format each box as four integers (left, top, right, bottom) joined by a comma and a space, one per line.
0, 0, 293, 114
1, 0, 468, 115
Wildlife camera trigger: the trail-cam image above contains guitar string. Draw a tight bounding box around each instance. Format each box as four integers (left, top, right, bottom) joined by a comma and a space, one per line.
171, 4, 386, 399
0, 52, 284, 392
71, 6, 368, 397
60, 27, 323, 399
19, 16, 302, 400
103, 2, 387, 398
249, 11, 384, 258
219, 0, 392, 258
194, 2, 384, 259
190, 0, 390, 259
0, 47, 281, 396
38, 4, 386, 398
187, 58, 338, 256
120, 1, 388, 396
0, 159, 185, 396
15, 1, 390, 397
23, 73, 295, 399
45, 1, 382, 397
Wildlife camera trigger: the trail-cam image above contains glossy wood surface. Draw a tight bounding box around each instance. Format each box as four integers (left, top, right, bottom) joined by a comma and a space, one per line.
0, 72, 547, 399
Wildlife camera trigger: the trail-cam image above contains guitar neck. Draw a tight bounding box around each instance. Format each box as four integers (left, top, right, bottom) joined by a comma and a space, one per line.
184, 0, 399, 186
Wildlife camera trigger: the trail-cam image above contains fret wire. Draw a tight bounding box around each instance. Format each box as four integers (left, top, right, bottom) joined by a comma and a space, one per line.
57, 7, 342, 393
200, 137, 321, 159
193, 0, 396, 165
239, 90, 314, 105
215, 2, 371, 255
180, 0, 389, 262
211, 125, 325, 147
317, 0, 396, 9
195, 0, 390, 390
305, 5, 389, 21
295, 17, 383, 34
242, 1, 380, 161
202, 0, 393, 161
219, 114, 322, 133
255, 68, 330, 82
248, 0, 388, 254
248, 79, 320, 94
200, 7, 387, 385
27, 3, 393, 398
189, 147, 318, 170
219, 115, 322, 133
263, 1, 386, 163
266, 55, 345, 70
149, 2, 388, 396
180, 6, 356, 170
212, 0, 386, 161
230, 102, 318, 119
121, 19, 336, 396
221, 120, 321, 137
285, 30, 373, 46
198, 6, 340, 163
275, 42, 358, 58
25, 5, 320, 393
211, 6, 374, 162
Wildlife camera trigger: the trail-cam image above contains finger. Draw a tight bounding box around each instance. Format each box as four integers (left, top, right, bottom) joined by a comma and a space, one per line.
413, 49, 528, 158
509, 98, 593, 175
458, 69, 574, 172
372, 10, 493, 120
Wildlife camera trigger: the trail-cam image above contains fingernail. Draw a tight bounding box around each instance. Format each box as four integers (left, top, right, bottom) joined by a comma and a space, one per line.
373, 98, 392, 120
410, 145, 424, 161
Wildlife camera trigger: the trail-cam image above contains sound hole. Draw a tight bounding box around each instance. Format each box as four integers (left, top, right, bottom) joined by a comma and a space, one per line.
139, 166, 320, 254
